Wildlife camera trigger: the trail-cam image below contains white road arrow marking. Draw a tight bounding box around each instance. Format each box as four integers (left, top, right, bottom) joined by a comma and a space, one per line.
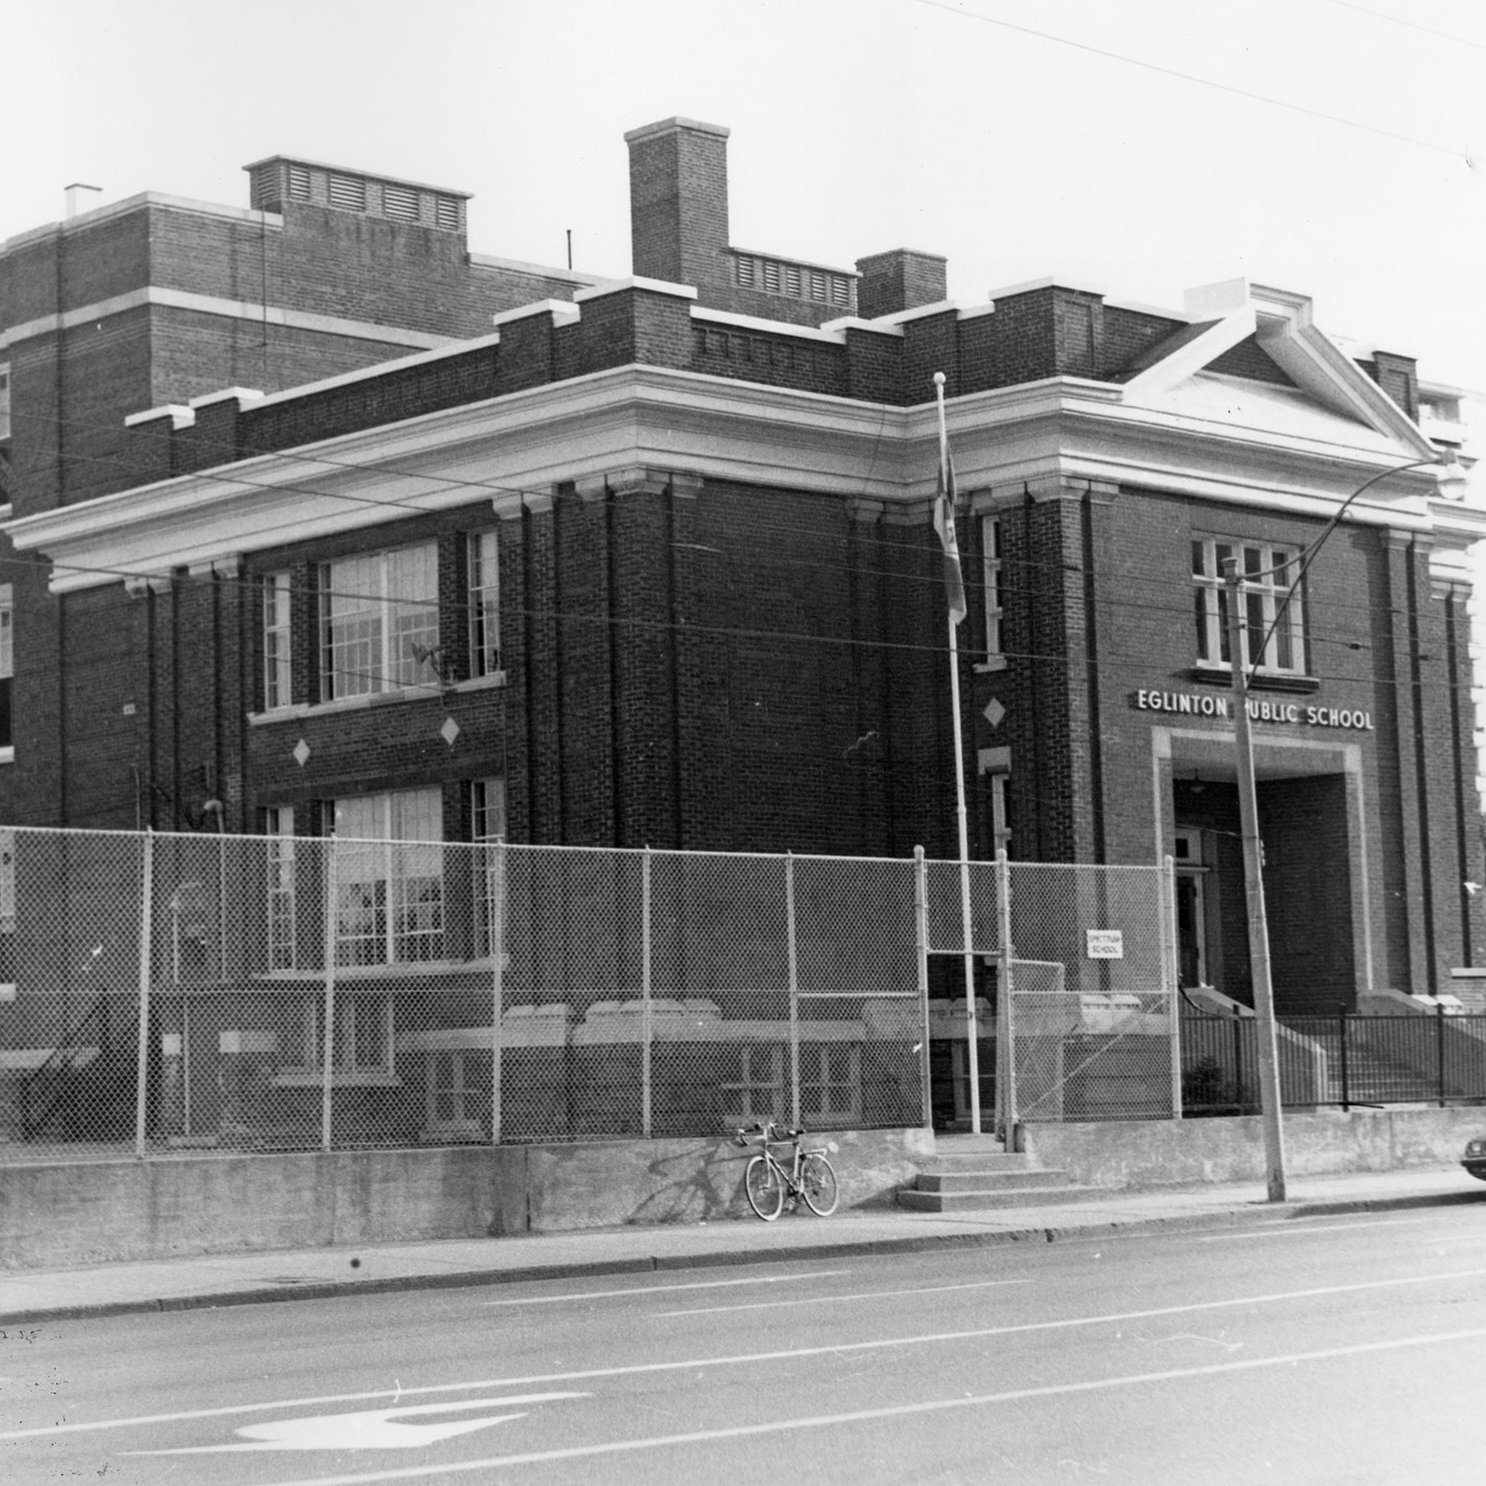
135, 1392, 587, 1454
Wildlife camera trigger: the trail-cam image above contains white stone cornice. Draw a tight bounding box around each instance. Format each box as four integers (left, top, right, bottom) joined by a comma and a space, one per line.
575, 466, 679, 502
7, 360, 1467, 594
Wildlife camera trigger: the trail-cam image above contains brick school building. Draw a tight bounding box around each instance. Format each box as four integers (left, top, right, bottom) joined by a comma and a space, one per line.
3, 115, 1482, 1023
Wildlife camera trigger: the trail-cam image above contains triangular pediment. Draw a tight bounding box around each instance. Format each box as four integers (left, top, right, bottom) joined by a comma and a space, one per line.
1118, 279, 1436, 462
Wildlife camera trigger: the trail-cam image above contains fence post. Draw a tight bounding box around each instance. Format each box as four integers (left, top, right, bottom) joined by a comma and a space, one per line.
996, 850, 1017, 1147
641, 845, 652, 1138
321, 840, 338, 1152
914, 847, 932, 1130
134, 830, 155, 1159
491, 838, 506, 1146
1436, 1002, 1446, 1108
1229, 1011, 1241, 1114
1163, 855, 1182, 1120
786, 851, 800, 1130
1338, 1008, 1350, 1114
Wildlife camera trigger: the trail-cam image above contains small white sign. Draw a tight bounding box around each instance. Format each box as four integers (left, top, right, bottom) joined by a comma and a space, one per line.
1086, 929, 1124, 960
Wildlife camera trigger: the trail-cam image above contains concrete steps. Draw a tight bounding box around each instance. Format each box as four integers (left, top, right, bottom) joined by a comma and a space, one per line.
1304, 1031, 1437, 1104
897, 1137, 1099, 1213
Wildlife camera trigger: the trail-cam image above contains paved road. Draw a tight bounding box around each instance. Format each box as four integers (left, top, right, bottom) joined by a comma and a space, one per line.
4, 1204, 1486, 1484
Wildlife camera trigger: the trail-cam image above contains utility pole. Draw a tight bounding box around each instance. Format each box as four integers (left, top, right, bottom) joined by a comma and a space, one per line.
1223, 557, 1288, 1202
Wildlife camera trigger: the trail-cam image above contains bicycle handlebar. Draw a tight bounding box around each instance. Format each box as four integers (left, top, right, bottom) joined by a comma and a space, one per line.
734, 1121, 806, 1146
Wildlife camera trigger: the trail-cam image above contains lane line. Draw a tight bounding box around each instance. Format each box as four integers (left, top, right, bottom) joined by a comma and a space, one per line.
8, 1264, 1486, 1443
1199, 1219, 1427, 1242
659, 1277, 1032, 1317
480, 1270, 852, 1307
254, 1325, 1486, 1486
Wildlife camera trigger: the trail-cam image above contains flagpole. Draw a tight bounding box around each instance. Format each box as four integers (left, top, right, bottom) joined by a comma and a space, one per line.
933, 371, 982, 1135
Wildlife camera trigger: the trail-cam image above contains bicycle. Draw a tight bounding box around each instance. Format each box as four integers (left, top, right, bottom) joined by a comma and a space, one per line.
733, 1120, 840, 1220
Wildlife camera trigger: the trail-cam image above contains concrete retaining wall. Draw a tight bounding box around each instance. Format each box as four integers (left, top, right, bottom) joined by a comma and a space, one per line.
0, 1127, 934, 1270
1021, 1108, 1483, 1188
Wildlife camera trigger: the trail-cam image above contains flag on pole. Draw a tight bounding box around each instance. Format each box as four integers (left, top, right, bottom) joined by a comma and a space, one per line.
933, 448, 967, 626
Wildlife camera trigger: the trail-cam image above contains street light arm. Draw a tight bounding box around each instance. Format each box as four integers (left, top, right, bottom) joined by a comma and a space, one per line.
1243, 453, 1464, 685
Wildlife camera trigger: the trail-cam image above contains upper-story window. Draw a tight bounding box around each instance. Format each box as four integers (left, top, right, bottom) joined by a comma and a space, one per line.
319, 543, 439, 701
263, 572, 292, 709
468, 531, 501, 679
980, 516, 1004, 659
1191, 538, 1304, 674
0, 364, 10, 441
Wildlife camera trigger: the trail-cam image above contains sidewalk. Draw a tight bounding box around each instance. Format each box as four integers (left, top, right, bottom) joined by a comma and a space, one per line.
3, 1166, 1480, 1325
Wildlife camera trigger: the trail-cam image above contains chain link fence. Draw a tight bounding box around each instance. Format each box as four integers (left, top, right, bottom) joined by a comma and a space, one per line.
0, 828, 928, 1154
1001, 862, 1180, 1125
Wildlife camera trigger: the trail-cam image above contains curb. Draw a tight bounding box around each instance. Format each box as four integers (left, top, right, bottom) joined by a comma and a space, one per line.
2, 1187, 1477, 1327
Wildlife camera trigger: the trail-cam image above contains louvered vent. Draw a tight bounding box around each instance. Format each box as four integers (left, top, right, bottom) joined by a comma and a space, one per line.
732, 254, 852, 311
434, 196, 461, 230
383, 184, 419, 221
288, 166, 311, 201
328, 175, 367, 211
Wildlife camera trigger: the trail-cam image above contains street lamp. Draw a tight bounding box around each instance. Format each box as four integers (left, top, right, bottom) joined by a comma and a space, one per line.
1223, 451, 1467, 1204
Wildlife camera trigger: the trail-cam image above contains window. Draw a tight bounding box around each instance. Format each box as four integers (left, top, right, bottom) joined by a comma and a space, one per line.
990, 774, 1012, 858
263, 572, 292, 709
264, 806, 296, 971
979, 747, 1012, 859
467, 531, 501, 678
280, 993, 394, 1080
319, 543, 439, 701
721, 1046, 783, 1124
332, 788, 444, 965
1191, 538, 1304, 674
472, 778, 506, 958
0, 583, 12, 752
799, 1045, 861, 1124
981, 515, 1003, 658
0, 364, 10, 441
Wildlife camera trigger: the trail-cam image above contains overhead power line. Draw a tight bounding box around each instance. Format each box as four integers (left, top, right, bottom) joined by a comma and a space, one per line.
912, 0, 1473, 160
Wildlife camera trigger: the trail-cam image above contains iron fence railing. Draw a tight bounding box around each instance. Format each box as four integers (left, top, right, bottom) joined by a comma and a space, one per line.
1182, 1008, 1486, 1114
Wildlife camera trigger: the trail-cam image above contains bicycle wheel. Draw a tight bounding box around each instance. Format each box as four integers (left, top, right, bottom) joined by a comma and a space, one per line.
799, 1152, 839, 1217
745, 1155, 786, 1221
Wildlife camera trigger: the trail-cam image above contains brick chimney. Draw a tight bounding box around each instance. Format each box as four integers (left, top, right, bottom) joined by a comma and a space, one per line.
625, 118, 731, 292
1368, 350, 1419, 422
854, 249, 948, 319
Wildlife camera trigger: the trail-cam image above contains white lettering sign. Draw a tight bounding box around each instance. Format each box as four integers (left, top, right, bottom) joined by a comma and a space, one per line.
1132, 690, 1372, 730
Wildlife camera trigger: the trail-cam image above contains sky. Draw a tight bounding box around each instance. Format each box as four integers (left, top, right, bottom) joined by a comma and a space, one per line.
6, 0, 1484, 399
